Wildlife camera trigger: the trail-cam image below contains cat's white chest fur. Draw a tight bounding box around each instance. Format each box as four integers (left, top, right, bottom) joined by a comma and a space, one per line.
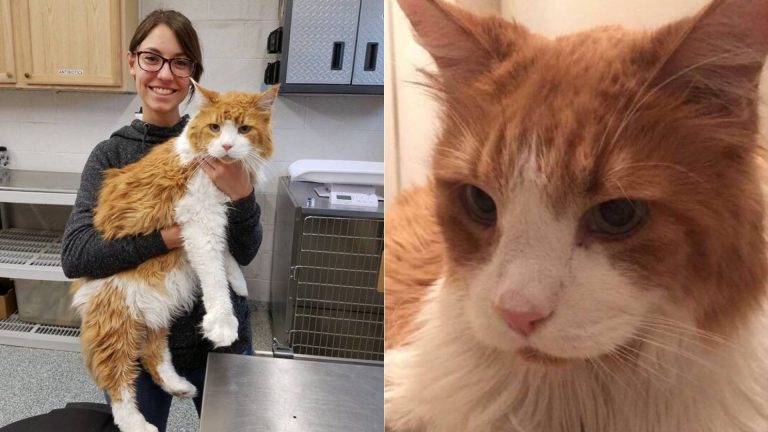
385, 280, 768, 432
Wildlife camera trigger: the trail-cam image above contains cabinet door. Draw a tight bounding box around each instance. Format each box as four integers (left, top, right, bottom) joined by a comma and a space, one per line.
285, 0, 361, 85
14, 0, 123, 87
0, 0, 15, 84
351, 0, 384, 86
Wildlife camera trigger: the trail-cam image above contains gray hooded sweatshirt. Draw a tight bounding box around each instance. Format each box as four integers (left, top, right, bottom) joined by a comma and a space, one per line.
62, 115, 258, 370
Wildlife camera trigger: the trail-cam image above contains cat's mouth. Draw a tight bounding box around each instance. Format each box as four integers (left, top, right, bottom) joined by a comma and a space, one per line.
517, 346, 570, 367
217, 155, 239, 164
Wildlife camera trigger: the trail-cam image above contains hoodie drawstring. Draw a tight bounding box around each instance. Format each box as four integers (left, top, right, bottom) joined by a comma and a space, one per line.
141, 123, 149, 147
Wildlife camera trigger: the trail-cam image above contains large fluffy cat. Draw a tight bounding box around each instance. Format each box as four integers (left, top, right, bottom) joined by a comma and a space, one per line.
71, 83, 278, 432
386, 0, 768, 431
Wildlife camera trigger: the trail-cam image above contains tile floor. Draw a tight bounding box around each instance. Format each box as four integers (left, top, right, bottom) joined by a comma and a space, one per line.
0, 301, 272, 432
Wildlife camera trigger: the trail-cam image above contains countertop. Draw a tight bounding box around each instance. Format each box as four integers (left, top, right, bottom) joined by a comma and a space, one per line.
200, 352, 384, 432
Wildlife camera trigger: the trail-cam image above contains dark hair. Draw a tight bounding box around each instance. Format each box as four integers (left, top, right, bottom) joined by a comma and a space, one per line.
129, 9, 204, 96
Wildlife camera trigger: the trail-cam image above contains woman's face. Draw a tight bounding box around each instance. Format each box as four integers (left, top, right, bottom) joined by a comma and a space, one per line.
128, 23, 192, 127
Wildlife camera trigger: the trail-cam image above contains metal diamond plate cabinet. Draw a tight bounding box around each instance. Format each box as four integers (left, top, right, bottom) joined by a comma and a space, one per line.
267, 0, 384, 94
270, 178, 384, 362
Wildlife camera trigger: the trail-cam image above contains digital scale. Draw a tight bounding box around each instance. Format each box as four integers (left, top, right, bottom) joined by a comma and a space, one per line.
313, 184, 379, 208
288, 159, 384, 209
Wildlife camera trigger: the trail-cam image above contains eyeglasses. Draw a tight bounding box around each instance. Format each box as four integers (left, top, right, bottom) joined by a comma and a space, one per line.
133, 51, 196, 78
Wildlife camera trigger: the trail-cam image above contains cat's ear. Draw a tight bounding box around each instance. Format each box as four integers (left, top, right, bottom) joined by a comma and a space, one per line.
652, 0, 768, 120
190, 78, 221, 105
397, 0, 531, 83
254, 85, 279, 111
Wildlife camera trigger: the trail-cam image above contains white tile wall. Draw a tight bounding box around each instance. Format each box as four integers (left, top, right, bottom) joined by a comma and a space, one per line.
0, 0, 384, 301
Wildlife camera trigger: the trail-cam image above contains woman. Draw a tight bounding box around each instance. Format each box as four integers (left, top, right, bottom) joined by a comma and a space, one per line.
61, 9, 260, 432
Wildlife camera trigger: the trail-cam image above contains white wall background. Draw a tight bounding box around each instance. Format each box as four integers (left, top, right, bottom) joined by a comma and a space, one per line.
0, 0, 384, 302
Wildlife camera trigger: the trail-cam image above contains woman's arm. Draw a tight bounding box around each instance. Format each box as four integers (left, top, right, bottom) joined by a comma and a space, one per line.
61, 142, 169, 279
226, 191, 263, 266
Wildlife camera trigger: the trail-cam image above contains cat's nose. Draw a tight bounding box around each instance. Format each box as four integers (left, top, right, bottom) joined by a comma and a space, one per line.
495, 307, 551, 336
222, 143, 233, 151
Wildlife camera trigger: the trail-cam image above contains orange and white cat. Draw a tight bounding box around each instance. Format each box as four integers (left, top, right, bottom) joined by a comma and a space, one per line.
71, 82, 278, 432
386, 0, 768, 431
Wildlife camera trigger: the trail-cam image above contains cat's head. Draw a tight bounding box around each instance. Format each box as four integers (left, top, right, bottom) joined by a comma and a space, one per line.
399, 0, 768, 363
179, 82, 279, 179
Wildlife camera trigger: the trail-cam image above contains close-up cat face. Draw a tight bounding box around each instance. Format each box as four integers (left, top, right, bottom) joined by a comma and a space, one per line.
412, 0, 768, 364
184, 84, 278, 165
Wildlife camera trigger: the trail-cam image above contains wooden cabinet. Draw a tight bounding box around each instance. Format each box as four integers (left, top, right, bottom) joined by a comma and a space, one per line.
0, 0, 138, 92
0, 0, 15, 85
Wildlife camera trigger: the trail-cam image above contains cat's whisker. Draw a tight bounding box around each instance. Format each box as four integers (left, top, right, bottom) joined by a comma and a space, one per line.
613, 180, 631, 202
629, 333, 723, 375
614, 344, 711, 396
641, 315, 742, 347
189, 156, 212, 178
606, 49, 753, 152
604, 162, 709, 188
245, 151, 271, 188
638, 320, 739, 351
591, 354, 633, 394
607, 347, 672, 397
600, 350, 644, 390
637, 323, 729, 352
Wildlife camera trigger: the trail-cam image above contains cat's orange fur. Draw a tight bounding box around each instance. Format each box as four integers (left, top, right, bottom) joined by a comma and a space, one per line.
73, 84, 278, 405
384, 185, 442, 348
80, 282, 146, 400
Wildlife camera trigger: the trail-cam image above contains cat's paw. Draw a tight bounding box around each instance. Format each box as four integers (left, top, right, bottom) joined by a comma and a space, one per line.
142, 424, 159, 432
229, 271, 248, 297
202, 313, 239, 347
162, 376, 197, 399
120, 422, 158, 432
112, 407, 159, 432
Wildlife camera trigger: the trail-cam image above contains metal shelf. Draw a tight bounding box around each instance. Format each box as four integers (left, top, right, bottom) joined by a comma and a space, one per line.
0, 313, 80, 352
0, 228, 71, 282
0, 169, 79, 205
0, 190, 76, 205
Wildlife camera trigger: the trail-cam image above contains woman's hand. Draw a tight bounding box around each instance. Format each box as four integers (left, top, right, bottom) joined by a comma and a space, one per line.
161, 225, 183, 250
201, 159, 254, 201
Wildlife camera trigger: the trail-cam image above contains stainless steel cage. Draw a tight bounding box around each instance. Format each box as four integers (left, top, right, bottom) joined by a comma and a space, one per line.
290, 216, 383, 360
270, 178, 384, 362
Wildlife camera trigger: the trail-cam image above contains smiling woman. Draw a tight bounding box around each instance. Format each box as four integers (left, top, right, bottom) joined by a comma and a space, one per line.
126, 11, 203, 128
61, 9, 263, 432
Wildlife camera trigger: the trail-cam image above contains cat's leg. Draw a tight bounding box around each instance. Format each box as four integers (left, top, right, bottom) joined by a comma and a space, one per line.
140, 327, 197, 398
80, 281, 157, 432
224, 253, 248, 297
175, 189, 239, 347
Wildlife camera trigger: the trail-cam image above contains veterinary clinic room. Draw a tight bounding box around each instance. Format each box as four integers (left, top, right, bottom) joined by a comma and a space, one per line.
0, 0, 384, 431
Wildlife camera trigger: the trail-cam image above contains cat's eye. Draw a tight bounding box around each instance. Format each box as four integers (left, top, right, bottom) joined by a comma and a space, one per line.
208, 124, 220, 132
462, 185, 496, 225
238, 125, 252, 134
585, 199, 647, 237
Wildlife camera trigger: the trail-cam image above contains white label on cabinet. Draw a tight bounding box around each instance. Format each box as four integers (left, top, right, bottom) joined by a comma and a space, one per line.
57, 69, 84, 76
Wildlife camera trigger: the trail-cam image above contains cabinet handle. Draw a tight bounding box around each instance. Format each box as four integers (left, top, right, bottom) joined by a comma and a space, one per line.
5, 72, 10, 79
364, 43, 379, 72
331, 42, 345, 71
24, 73, 30, 78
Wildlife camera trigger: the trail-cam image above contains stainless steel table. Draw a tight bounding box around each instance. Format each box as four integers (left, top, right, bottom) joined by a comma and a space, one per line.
199, 352, 384, 432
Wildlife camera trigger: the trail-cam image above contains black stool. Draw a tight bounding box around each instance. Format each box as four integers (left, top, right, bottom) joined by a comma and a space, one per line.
0, 403, 118, 432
